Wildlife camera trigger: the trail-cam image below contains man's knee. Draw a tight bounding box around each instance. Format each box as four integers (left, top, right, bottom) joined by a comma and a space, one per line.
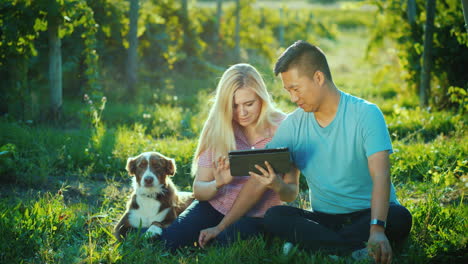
388, 204, 412, 240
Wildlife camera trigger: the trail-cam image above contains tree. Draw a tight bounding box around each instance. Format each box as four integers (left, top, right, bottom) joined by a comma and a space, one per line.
462, 0, 468, 33
419, 0, 435, 107
47, 2, 63, 120
235, 0, 241, 60
215, 0, 223, 46
127, 0, 139, 95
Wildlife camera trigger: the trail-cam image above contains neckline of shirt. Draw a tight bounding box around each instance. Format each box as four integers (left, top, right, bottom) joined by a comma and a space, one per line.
311, 90, 345, 133
233, 122, 272, 148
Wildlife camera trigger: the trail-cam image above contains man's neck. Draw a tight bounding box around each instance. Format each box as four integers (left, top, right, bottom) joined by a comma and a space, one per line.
314, 84, 341, 128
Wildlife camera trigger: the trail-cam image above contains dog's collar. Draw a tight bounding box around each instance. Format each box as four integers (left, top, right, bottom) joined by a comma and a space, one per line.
141, 192, 164, 200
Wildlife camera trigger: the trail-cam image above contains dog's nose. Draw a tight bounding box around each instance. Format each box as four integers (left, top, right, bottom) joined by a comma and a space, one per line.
144, 177, 153, 185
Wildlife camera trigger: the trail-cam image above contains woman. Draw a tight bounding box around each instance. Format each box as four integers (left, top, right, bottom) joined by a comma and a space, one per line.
159, 63, 293, 250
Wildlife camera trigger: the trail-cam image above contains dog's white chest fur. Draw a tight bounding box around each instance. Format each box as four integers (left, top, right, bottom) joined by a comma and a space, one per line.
128, 195, 170, 228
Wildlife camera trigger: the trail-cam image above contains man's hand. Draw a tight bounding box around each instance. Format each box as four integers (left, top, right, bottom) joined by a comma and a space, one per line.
198, 226, 222, 248
367, 228, 392, 264
213, 156, 233, 188
248, 161, 284, 192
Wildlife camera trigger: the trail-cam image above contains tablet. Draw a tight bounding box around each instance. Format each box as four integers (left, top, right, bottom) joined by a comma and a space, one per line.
228, 147, 292, 176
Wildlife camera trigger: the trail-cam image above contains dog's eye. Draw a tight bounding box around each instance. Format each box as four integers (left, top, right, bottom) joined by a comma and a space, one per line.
138, 160, 147, 168
150, 159, 159, 168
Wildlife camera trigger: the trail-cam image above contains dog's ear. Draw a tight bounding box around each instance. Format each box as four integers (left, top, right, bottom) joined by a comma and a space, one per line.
126, 157, 137, 176
165, 157, 177, 177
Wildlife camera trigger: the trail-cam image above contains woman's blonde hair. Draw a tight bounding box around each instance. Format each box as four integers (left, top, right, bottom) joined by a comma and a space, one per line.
191, 63, 284, 176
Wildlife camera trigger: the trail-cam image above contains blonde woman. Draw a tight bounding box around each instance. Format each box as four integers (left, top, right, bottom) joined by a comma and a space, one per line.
159, 63, 300, 250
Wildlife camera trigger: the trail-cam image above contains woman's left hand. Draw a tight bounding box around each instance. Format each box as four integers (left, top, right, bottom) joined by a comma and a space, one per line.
198, 225, 222, 248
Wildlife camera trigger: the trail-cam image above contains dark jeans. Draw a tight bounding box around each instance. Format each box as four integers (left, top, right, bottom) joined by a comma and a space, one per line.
264, 204, 412, 255
160, 200, 264, 251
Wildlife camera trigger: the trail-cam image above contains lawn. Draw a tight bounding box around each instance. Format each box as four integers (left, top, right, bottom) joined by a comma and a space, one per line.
1, 5, 467, 264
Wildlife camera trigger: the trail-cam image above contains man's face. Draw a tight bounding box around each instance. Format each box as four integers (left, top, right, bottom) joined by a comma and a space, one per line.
280, 67, 324, 113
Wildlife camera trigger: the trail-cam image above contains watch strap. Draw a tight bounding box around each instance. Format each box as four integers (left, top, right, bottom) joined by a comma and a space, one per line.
370, 219, 386, 228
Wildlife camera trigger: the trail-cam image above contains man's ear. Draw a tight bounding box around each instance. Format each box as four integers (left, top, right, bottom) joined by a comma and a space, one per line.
165, 157, 177, 177
314, 70, 326, 86
126, 157, 137, 176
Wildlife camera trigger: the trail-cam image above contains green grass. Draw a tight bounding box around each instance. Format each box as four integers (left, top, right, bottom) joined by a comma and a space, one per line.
1, 6, 467, 264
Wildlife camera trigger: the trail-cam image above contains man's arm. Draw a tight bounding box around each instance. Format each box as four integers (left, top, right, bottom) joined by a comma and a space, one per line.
198, 165, 299, 248
250, 162, 300, 202
367, 150, 392, 264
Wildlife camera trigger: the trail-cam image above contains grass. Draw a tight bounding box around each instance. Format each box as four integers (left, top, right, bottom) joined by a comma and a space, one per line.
1, 6, 467, 264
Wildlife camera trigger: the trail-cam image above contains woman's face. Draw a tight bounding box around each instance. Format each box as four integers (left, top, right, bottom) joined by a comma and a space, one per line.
232, 87, 262, 128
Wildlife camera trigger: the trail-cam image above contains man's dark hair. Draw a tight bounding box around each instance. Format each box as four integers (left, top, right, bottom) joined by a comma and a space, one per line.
274, 40, 332, 81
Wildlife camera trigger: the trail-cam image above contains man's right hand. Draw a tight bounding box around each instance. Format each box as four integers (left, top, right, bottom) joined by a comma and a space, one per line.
249, 161, 284, 192
213, 156, 233, 188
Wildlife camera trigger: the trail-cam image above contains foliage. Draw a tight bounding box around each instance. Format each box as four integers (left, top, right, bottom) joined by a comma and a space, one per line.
391, 135, 467, 185
1, 3, 467, 263
0, 0, 101, 119
367, 0, 468, 111
387, 107, 466, 142
0, 143, 18, 183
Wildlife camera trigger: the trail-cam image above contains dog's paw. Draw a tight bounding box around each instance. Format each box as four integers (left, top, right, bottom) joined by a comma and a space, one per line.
144, 225, 163, 238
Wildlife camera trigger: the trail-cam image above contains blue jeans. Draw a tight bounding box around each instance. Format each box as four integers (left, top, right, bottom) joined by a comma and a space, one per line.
263, 204, 412, 255
159, 200, 264, 251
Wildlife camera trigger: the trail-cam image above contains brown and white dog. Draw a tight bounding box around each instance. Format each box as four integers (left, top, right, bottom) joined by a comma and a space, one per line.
114, 151, 193, 240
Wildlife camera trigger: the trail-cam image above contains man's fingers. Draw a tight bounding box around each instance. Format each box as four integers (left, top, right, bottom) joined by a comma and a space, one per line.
249, 171, 264, 179
264, 161, 276, 175
254, 164, 269, 176
368, 243, 381, 263
373, 245, 381, 263
382, 242, 392, 264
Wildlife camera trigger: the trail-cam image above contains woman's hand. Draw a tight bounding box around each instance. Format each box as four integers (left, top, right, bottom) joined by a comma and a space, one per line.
198, 226, 222, 248
213, 156, 233, 188
249, 161, 284, 192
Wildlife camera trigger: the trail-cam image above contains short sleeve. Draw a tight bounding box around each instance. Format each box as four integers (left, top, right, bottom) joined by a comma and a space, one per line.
361, 104, 393, 157
266, 115, 297, 161
198, 149, 214, 168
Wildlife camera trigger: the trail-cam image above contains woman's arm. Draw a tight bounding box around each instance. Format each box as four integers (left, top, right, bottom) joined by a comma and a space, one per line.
193, 167, 219, 201
193, 156, 233, 201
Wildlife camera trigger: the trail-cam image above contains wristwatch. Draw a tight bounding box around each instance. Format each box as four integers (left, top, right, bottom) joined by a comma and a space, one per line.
370, 219, 386, 228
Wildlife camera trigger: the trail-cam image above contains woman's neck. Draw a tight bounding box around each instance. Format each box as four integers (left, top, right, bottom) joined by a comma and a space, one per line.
241, 123, 268, 146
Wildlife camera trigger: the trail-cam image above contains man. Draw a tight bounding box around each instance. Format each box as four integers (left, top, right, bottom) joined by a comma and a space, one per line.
249, 40, 412, 263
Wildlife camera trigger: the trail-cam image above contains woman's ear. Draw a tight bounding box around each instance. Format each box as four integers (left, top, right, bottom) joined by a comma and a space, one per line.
126, 157, 137, 176
165, 157, 177, 177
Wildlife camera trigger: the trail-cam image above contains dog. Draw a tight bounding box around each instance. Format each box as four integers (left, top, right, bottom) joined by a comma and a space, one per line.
114, 151, 194, 240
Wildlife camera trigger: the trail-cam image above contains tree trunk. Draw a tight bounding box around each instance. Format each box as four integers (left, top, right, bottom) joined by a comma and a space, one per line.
127, 0, 139, 95
462, 0, 468, 33
235, 0, 241, 61
48, 17, 62, 121
215, 0, 222, 45
279, 7, 284, 47
419, 0, 435, 107
407, 0, 416, 24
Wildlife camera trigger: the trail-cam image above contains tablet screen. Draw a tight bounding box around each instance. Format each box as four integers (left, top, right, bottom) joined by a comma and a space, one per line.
228, 147, 292, 176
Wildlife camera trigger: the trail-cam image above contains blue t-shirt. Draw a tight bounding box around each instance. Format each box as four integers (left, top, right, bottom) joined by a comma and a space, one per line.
267, 90, 399, 214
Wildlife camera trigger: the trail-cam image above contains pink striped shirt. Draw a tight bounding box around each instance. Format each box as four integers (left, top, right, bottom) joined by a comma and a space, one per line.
198, 120, 284, 218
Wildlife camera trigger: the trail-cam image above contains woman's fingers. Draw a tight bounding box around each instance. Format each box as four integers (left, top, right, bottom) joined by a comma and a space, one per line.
198, 231, 206, 248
